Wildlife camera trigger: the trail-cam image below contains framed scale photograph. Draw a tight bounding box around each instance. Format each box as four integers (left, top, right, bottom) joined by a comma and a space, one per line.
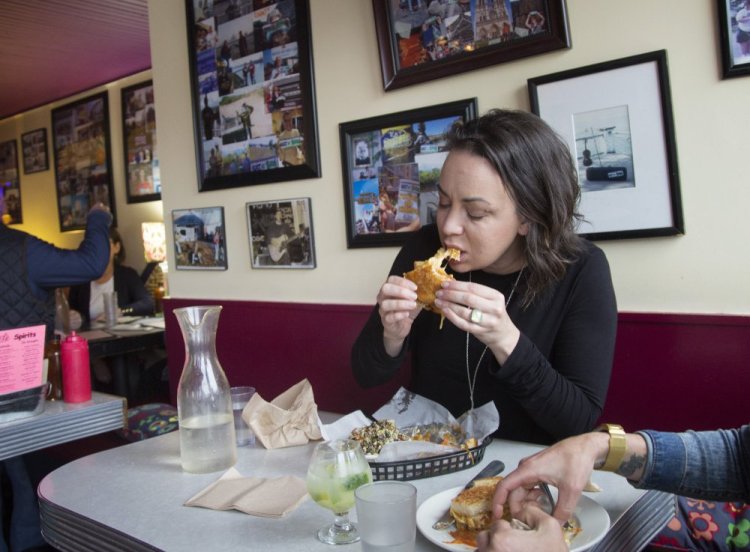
528, 50, 684, 241
21, 128, 49, 174
340, 98, 477, 249
246, 196, 315, 269
372, 0, 570, 91
185, 0, 321, 192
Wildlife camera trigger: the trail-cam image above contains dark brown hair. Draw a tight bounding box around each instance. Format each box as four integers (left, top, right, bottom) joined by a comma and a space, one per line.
110, 226, 126, 265
447, 109, 585, 305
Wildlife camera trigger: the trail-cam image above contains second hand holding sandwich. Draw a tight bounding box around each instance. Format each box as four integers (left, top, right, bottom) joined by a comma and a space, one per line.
432, 459, 505, 530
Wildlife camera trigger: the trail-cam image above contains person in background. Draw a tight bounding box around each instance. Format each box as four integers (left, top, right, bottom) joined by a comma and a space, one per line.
0, 190, 111, 552
478, 425, 750, 551
68, 226, 154, 326
351, 109, 618, 445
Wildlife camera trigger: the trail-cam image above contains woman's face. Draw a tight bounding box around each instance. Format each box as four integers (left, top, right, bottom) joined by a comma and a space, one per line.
436, 149, 527, 275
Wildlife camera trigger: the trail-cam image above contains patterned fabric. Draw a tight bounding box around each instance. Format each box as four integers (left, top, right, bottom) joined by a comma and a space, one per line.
118, 403, 178, 442
646, 497, 750, 551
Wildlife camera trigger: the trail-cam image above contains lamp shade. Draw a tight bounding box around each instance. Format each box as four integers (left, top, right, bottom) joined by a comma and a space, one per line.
142, 222, 166, 263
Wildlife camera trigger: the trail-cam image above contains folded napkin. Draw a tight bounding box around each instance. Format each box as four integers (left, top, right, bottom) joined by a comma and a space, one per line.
184, 467, 308, 518
242, 378, 322, 449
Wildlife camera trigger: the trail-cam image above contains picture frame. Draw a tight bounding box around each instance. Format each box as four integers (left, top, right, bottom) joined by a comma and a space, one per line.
0, 139, 22, 224
340, 98, 477, 249
171, 206, 228, 270
51, 91, 115, 232
185, 0, 321, 192
372, 0, 570, 91
246, 196, 315, 269
718, 0, 750, 78
528, 50, 684, 240
121, 80, 161, 203
20, 128, 49, 174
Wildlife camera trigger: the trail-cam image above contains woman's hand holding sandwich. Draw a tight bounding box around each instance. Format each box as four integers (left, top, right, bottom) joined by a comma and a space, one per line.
376, 275, 421, 357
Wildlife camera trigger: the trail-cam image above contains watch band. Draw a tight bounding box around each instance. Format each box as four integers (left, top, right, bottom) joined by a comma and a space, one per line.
596, 423, 626, 472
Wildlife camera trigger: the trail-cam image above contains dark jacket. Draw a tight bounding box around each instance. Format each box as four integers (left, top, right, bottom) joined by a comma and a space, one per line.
69, 264, 154, 324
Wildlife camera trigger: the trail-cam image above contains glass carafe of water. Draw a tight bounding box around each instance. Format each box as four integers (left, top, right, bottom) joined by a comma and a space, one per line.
175, 305, 237, 473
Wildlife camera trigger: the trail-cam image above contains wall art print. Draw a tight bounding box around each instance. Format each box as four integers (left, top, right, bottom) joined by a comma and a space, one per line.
246, 196, 315, 268
0, 139, 22, 224
51, 91, 115, 232
340, 98, 477, 248
21, 128, 49, 174
186, 0, 320, 191
372, 0, 570, 90
122, 80, 161, 203
171, 206, 228, 270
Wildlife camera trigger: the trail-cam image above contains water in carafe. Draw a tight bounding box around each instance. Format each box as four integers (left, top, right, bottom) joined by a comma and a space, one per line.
175, 305, 237, 473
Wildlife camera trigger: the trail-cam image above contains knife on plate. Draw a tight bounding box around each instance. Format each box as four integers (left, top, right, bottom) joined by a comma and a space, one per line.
431, 459, 505, 530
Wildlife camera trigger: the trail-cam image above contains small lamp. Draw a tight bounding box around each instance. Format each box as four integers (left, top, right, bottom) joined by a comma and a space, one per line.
141, 222, 168, 312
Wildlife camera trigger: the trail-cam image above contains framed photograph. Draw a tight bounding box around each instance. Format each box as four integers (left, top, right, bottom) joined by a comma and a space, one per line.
0, 140, 22, 224
185, 0, 321, 192
372, 0, 570, 91
21, 128, 49, 174
51, 91, 115, 232
246, 197, 315, 269
122, 80, 161, 203
171, 206, 228, 270
528, 50, 684, 240
718, 0, 750, 78
340, 98, 477, 249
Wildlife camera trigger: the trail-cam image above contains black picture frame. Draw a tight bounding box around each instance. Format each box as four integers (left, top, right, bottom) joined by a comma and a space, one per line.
171, 206, 228, 270
528, 50, 684, 241
246, 196, 316, 269
718, 0, 750, 78
0, 139, 22, 224
51, 91, 115, 232
340, 98, 477, 249
372, 0, 570, 91
121, 80, 161, 203
185, 0, 321, 192
20, 128, 49, 174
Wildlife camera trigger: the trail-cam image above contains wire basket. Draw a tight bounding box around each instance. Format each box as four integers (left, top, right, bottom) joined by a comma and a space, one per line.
369, 437, 491, 481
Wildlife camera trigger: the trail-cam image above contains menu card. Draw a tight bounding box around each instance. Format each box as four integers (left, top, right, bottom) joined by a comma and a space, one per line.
0, 325, 46, 395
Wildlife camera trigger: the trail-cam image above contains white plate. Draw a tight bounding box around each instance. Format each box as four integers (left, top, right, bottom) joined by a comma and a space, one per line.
416, 486, 610, 552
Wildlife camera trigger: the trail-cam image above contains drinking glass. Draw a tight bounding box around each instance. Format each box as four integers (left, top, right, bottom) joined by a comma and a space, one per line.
306, 439, 372, 544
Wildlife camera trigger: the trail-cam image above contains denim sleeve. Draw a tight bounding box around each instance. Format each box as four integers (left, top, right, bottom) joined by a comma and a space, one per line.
27, 210, 111, 295
632, 426, 750, 502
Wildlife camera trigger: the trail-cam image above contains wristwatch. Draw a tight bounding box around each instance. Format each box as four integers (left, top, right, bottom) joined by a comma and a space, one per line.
595, 423, 626, 472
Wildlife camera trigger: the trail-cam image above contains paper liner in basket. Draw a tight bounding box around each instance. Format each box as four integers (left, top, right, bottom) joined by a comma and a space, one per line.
241, 378, 322, 449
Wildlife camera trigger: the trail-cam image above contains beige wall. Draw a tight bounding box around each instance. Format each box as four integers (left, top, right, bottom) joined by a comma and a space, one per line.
4, 1, 748, 314
0, 71, 164, 275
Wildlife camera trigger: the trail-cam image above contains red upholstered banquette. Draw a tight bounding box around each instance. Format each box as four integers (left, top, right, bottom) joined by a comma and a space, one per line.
163, 298, 750, 435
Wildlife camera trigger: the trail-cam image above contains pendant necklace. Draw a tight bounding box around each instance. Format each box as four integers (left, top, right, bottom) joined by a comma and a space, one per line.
465, 268, 524, 412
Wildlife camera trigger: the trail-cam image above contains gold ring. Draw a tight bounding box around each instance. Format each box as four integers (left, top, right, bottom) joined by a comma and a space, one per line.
470, 308, 483, 324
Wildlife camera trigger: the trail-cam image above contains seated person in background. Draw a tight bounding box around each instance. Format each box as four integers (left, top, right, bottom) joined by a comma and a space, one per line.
69, 226, 154, 326
351, 109, 618, 445
479, 425, 750, 551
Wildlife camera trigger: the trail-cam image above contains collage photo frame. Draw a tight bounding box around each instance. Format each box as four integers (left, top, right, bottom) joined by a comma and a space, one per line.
186, 0, 320, 192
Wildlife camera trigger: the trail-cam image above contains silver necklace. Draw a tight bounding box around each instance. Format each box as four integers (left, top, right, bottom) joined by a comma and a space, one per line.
465, 268, 524, 412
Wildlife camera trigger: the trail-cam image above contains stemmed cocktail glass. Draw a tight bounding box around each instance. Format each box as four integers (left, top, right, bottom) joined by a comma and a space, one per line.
306, 439, 372, 544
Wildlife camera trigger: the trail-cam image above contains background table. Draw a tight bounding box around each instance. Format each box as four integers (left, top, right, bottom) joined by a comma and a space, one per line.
38, 425, 674, 552
0, 392, 126, 461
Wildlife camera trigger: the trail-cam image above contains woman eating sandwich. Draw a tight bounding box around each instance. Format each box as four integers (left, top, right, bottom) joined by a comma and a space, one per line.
351, 109, 617, 445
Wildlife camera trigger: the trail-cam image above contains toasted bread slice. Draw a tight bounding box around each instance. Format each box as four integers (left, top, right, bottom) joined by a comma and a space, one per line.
449, 476, 506, 531
403, 247, 460, 315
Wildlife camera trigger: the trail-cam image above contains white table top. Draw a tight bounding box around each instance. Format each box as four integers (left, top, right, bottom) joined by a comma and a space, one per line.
37, 422, 672, 552
0, 392, 126, 461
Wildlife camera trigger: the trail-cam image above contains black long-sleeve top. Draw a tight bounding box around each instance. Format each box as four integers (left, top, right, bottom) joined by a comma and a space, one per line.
352, 225, 617, 445
69, 264, 154, 324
